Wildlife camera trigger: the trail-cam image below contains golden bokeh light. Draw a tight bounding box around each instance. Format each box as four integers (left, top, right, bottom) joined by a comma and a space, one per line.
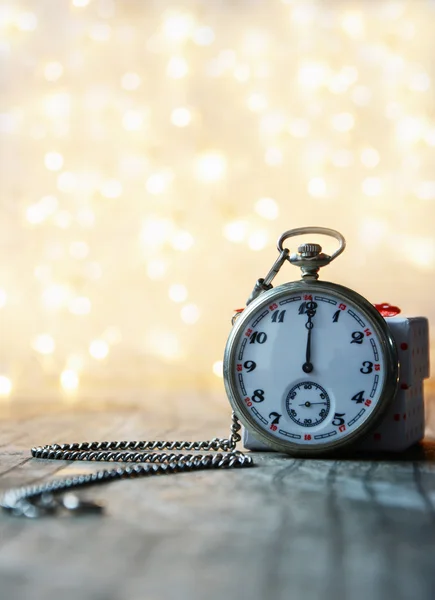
15, 11, 37, 31
169, 284, 188, 303
194, 152, 227, 182
212, 361, 224, 378
166, 56, 189, 79
44, 152, 64, 171
171, 107, 192, 128
360, 148, 381, 169
255, 198, 279, 221
248, 230, 269, 252
223, 220, 249, 244
42, 284, 71, 311
32, 334, 55, 355
1, 0, 434, 399
121, 72, 141, 91
162, 10, 195, 42
308, 178, 327, 199
89, 340, 109, 360
60, 369, 79, 392
180, 303, 200, 325
68, 296, 92, 316
0, 376, 13, 398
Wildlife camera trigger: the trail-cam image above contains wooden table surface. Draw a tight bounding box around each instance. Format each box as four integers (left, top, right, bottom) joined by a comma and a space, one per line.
1, 391, 435, 600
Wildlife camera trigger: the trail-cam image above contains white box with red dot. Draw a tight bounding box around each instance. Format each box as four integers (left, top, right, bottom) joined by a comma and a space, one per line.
386, 316, 429, 387
357, 315, 429, 451
243, 315, 430, 453
357, 381, 425, 451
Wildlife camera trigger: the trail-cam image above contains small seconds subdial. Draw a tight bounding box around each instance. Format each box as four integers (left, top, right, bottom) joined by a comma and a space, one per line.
286, 382, 331, 428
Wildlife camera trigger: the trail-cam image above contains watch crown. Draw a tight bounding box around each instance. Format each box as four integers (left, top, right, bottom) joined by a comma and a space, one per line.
298, 243, 322, 258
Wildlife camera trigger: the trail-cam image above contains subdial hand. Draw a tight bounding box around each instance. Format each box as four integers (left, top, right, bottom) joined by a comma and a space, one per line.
299, 401, 327, 407
302, 302, 317, 373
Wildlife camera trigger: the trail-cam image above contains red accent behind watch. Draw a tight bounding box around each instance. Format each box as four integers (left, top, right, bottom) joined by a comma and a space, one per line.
374, 303, 401, 317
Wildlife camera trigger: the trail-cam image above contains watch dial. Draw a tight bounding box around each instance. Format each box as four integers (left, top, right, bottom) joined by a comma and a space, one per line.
226, 286, 394, 450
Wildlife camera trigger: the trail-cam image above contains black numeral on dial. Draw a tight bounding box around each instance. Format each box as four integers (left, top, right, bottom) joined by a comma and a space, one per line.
269, 412, 282, 425
252, 389, 265, 403
332, 412, 346, 426
298, 301, 317, 315
271, 310, 286, 323
332, 310, 340, 323
243, 360, 256, 372
360, 361, 373, 374
351, 391, 365, 404
250, 331, 267, 344
351, 331, 364, 344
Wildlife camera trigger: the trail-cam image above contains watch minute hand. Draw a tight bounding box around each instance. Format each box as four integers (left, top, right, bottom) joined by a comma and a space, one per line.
306, 325, 312, 363
302, 316, 314, 374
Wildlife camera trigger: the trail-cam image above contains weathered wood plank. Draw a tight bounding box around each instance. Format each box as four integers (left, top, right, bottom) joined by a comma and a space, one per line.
0, 393, 434, 600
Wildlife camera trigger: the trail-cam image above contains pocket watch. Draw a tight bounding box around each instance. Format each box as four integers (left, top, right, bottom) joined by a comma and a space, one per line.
223, 226, 399, 456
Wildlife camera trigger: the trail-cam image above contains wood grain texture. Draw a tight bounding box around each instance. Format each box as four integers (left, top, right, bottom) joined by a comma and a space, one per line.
0, 392, 435, 600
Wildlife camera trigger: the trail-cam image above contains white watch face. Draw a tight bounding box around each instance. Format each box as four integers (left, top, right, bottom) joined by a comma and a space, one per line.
225, 284, 396, 452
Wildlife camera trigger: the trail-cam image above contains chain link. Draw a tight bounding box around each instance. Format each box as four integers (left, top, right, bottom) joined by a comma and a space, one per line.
0, 412, 253, 518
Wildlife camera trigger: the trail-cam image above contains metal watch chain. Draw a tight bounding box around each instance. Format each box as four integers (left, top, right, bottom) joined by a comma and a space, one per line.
1, 413, 252, 518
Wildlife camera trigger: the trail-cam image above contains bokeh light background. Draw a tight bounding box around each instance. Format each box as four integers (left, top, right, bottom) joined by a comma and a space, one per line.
0, 0, 434, 402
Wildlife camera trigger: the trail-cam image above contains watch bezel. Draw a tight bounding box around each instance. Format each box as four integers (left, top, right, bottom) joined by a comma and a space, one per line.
223, 280, 399, 456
